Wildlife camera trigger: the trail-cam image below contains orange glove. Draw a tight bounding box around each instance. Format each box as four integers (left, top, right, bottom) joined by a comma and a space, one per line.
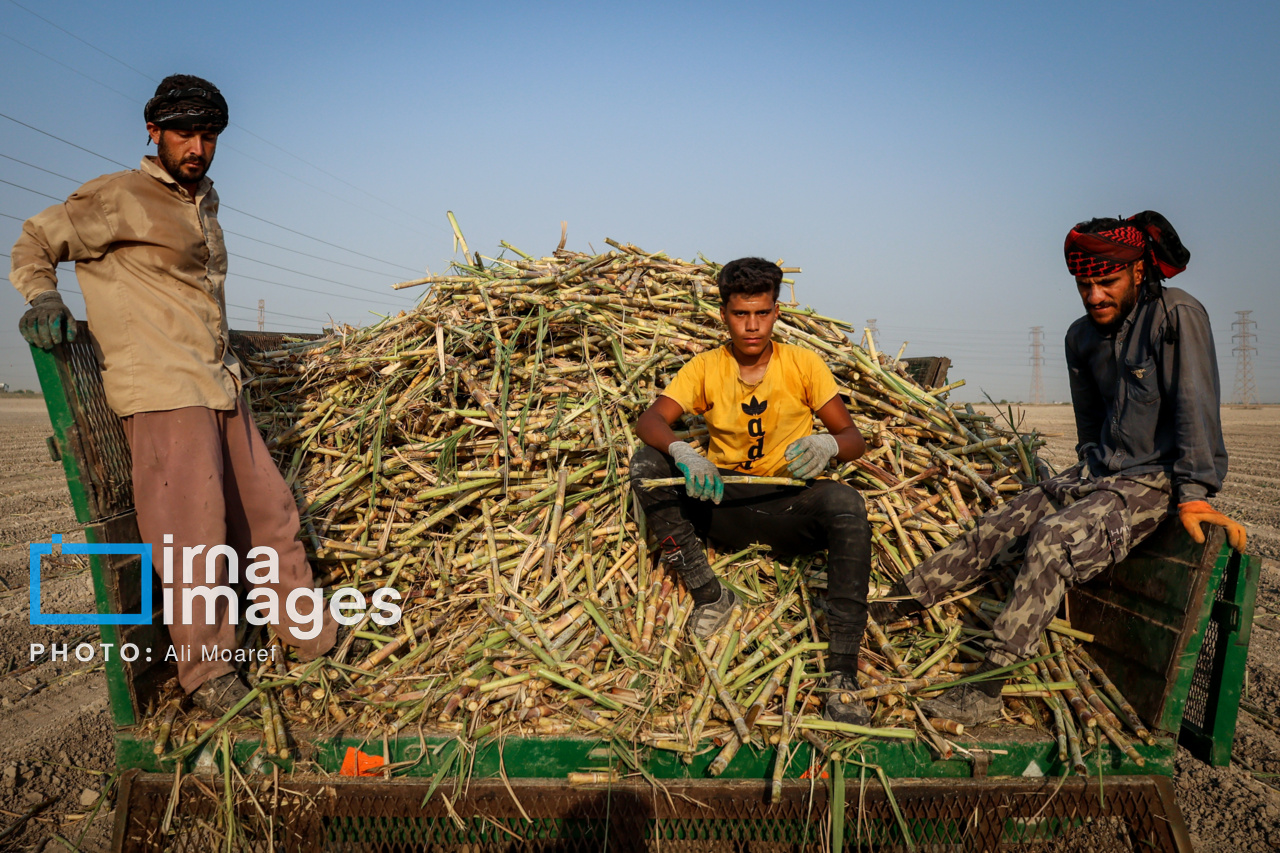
1178, 500, 1247, 552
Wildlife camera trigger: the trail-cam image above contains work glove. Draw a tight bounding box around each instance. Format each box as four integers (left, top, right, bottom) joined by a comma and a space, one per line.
669, 440, 723, 504
1178, 500, 1247, 552
784, 434, 839, 480
19, 291, 77, 350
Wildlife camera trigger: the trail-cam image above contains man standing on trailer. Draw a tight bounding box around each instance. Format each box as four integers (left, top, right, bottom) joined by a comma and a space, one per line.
12, 75, 336, 714
870, 211, 1246, 726
630, 257, 875, 725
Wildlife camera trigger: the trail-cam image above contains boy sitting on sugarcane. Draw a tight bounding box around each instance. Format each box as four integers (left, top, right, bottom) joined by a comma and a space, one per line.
630, 257, 873, 725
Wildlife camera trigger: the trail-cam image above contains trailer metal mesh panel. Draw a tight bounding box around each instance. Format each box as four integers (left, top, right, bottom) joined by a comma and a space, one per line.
62, 322, 134, 521
113, 772, 1190, 852
1182, 572, 1228, 732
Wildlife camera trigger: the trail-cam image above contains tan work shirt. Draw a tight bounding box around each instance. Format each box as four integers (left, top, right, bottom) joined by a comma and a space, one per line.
10, 156, 241, 417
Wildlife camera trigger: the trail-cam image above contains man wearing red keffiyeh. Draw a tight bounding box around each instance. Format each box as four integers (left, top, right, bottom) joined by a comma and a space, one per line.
864, 211, 1245, 726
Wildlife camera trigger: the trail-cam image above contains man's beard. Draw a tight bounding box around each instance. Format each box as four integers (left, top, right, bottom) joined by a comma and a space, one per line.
157, 140, 211, 184
1088, 290, 1142, 333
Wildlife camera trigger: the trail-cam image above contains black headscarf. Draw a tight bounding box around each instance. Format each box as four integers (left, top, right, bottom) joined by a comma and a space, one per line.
144, 74, 228, 133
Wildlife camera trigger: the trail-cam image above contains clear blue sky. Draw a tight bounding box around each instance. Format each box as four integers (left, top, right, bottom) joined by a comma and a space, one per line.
3, 0, 1278, 403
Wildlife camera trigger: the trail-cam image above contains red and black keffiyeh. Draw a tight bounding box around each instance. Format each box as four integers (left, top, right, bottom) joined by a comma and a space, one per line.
1064, 211, 1190, 285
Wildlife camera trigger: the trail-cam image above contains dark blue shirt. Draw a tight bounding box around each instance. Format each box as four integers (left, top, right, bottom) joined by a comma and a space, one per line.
1065, 286, 1228, 503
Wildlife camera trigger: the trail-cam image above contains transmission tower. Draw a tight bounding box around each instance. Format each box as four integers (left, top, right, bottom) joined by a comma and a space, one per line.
865, 319, 879, 351
1232, 310, 1257, 406
1029, 326, 1045, 404
258, 299, 265, 333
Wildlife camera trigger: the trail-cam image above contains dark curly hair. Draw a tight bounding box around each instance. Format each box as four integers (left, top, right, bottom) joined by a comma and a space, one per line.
717, 257, 782, 305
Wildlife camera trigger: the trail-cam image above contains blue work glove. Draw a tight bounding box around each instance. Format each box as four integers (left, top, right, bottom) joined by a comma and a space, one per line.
784, 434, 839, 480
669, 441, 724, 504
19, 291, 77, 350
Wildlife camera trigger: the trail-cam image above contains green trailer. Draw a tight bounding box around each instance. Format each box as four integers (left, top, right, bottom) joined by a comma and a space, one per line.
27, 327, 1259, 852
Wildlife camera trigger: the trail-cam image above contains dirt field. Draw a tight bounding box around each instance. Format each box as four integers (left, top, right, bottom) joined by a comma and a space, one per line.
0, 398, 1277, 851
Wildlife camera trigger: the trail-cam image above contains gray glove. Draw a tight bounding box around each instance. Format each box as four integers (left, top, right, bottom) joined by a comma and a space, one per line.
784, 434, 839, 480
19, 290, 77, 350
669, 441, 723, 504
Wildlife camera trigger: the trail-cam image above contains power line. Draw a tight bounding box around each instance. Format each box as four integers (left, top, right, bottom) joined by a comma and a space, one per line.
4, 0, 447, 238
2, 253, 299, 316
0, 29, 139, 105
0, 177, 412, 301
8, 286, 329, 335
1, 150, 420, 278
0, 152, 85, 184
1, 188, 408, 302
2, 236, 403, 308
1, 259, 342, 328
219, 205, 421, 274
6, 0, 154, 83
229, 251, 406, 297
0, 177, 63, 202
220, 228, 415, 277
229, 272, 406, 306
0, 111, 129, 169
3, 25, 437, 248
224, 299, 328, 326
215, 142, 441, 246
227, 123, 442, 233
876, 325, 1039, 338
227, 314, 317, 333
0, 112, 423, 274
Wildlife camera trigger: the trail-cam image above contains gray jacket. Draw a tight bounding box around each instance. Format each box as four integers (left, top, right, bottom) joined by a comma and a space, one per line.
1065, 286, 1228, 503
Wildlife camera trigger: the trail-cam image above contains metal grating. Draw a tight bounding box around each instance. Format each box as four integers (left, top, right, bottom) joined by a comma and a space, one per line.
1181, 573, 1228, 731
64, 322, 134, 521
112, 771, 1191, 853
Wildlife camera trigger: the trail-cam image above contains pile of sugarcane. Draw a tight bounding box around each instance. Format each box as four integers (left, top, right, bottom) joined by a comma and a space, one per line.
150, 237, 1154, 776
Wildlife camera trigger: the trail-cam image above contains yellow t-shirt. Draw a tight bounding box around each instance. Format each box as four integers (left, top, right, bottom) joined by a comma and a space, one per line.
661, 342, 841, 477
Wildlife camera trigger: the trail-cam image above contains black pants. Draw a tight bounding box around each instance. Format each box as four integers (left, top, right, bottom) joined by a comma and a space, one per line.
629, 445, 872, 656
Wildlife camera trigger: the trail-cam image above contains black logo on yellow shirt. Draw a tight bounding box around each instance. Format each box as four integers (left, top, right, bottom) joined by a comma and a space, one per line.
742, 396, 767, 469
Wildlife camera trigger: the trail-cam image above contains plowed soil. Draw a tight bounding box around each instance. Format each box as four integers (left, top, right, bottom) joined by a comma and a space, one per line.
0, 398, 1276, 851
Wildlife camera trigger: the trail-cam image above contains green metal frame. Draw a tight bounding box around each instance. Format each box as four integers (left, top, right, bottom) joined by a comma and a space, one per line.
29, 340, 138, 728
110, 728, 1177, 781
1179, 547, 1260, 765
1157, 542, 1233, 733
29, 338, 95, 525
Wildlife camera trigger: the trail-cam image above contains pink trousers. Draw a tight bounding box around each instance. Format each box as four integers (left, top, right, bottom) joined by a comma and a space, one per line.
123, 400, 337, 692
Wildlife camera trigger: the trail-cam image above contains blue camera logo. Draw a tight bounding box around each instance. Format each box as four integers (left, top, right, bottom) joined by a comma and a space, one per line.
29, 535, 152, 625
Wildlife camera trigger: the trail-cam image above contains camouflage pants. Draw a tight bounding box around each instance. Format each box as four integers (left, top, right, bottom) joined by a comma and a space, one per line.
902, 464, 1174, 666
